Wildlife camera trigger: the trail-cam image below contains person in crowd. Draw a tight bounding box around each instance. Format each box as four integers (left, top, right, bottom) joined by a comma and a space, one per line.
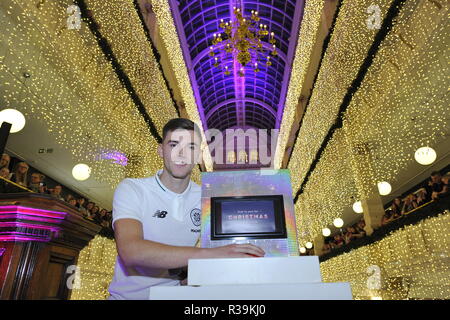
105, 211, 113, 229
38, 174, 49, 194
382, 209, 394, 226
65, 194, 74, 203
429, 171, 449, 200
401, 194, 418, 215
330, 233, 344, 249
415, 188, 428, 206
10, 161, 29, 187
390, 197, 403, 218
0, 167, 10, 193
49, 185, 64, 201
91, 205, 100, 218
352, 223, 366, 238
0, 153, 10, 170
355, 219, 366, 235
322, 243, 331, 254
68, 198, 77, 207
85, 202, 95, 219
96, 208, 109, 227
0, 167, 10, 179
344, 226, 358, 244
76, 197, 88, 216
28, 172, 42, 193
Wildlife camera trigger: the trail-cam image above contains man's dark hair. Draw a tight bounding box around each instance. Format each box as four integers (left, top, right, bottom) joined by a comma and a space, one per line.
431, 171, 441, 177
162, 118, 202, 142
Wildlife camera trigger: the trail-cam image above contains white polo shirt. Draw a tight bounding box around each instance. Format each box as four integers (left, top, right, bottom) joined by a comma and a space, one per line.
108, 170, 201, 300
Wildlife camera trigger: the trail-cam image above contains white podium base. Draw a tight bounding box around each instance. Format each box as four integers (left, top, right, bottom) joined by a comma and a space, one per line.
188, 256, 322, 286
151, 282, 352, 300
150, 256, 352, 300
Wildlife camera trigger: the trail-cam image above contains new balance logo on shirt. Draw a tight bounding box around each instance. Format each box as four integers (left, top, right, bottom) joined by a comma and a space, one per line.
153, 210, 168, 218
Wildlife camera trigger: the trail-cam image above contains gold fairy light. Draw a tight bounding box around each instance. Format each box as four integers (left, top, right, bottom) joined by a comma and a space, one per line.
0, 0, 203, 195
321, 212, 450, 300
70, 235, 117, 300
290, 0, 449, 245
274, 0, 324, 169
288, 0, 393, 192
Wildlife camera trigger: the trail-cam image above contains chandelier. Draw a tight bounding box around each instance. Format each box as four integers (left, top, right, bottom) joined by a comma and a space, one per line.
209, 7, 277, 77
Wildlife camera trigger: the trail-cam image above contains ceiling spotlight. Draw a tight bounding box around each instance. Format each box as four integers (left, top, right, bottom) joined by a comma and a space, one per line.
0, 108, 26, 133
333, 218, 344, 228
299, 247, 306, 254
377, 181, 392, 196
72, 163, 91, 181
322, 228, 331, 237
414, 147, 436, 165
353, 201, 363, 214
305, 242, 313, 249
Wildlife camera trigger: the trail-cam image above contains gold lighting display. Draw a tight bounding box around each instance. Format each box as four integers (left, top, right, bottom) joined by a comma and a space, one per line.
210, 7, 277, 76
287, 0, 393, 193
274, 0, 324, 169
321, 211, 450, 300
0, 0, 202, 189
295, 129, 358, 244
290, 0, 449, 244
70, 235, 117, 300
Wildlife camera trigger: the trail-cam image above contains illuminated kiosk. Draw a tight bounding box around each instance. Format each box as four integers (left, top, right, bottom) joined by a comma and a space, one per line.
151, 170, 352, 300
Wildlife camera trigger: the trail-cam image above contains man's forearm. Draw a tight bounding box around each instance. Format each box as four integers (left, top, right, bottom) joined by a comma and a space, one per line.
123, 239, 207, 270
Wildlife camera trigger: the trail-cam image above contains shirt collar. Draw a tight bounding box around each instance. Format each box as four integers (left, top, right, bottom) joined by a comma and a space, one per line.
154, 169, 191, 197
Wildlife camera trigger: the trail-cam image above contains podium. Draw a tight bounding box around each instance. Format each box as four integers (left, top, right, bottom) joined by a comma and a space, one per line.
150, 256, 352, 300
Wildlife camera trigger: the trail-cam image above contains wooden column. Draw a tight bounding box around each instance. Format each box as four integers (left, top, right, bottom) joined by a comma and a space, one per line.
0, 193, 101, 300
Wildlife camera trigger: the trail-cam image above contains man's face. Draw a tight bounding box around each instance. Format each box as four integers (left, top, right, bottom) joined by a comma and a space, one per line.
54, 186, 62, 194
158, 129, 202, 180
31, 174, 40, 184
431, 174, 441, 183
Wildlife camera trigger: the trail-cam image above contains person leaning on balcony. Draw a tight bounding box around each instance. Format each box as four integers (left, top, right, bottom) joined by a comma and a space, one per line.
10, 161, 29, 187
28, 172, 42, 193
401, 194, 418, 215
0, 167, 10, 193
429, 171, 449, 200
0, 153, 10, 170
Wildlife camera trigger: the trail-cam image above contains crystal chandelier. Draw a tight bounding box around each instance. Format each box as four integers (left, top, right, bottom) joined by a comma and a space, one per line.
209, 7, 277, 77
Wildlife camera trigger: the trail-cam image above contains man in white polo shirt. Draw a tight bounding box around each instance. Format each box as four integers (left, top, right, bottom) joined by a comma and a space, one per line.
108, 118, 265, 300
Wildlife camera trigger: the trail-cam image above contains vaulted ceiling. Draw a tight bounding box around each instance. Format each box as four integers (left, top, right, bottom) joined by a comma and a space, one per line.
169, 0, 304, 132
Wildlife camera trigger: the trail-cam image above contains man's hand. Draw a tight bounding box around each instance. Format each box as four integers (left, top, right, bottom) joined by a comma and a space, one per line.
204, 244, 265, 258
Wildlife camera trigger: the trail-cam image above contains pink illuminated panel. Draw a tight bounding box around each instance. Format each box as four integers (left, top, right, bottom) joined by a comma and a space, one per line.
0, 205, 66, 242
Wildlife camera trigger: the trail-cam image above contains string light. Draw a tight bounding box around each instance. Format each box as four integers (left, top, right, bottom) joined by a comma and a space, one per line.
0, 0, 202, 191
291, 0, 448, 245
274, 0, 324, 169
321, 212, 450, 300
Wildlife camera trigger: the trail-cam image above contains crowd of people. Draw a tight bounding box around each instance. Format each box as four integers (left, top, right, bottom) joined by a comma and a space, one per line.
0, 153, 112, 229
322, 170, 449, 255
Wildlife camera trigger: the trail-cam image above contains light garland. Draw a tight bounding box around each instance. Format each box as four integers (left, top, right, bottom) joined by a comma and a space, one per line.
70, 235, 117, 300
0, 0, 204, 198
291, 0, 449, 244
321, 211, 450, 300
273, 0, 324, 169
288, 0, 393, 192
295, 129, 358, 244
84, 0, 179, 134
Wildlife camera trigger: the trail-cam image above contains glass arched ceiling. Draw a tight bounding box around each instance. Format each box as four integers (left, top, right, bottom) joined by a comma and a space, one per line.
170, 0, 305, 131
